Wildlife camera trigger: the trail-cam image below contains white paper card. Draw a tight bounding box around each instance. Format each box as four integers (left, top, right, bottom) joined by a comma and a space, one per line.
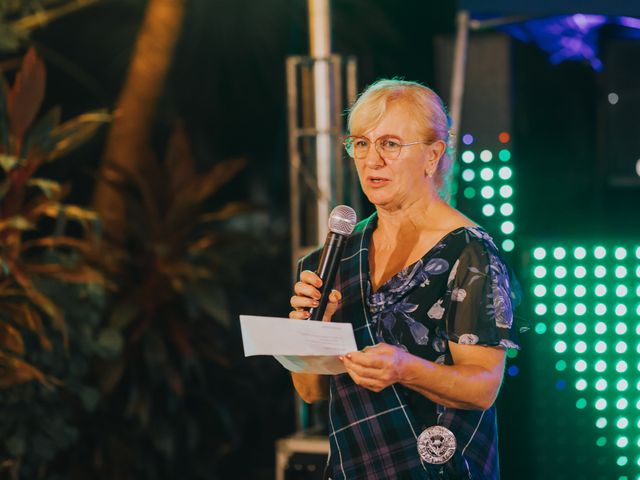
239, 315, 358, 374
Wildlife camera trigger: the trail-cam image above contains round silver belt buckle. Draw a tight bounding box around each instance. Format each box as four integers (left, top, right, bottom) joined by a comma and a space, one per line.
417, 425, 457, 464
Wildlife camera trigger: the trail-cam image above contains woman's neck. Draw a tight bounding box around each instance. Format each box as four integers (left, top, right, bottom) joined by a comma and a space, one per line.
375, 191, 443, 236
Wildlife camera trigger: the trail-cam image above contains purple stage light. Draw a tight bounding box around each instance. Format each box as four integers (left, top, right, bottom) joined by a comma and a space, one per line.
462, 134, 474, 145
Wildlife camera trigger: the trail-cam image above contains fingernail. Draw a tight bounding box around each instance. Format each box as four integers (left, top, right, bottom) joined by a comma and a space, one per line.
346, 354, 352, 359
312, 300, 319, 306
338, 356, 344, 361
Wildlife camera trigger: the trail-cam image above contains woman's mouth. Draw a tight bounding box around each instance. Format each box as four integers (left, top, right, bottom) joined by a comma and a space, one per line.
367, 176, 389, 187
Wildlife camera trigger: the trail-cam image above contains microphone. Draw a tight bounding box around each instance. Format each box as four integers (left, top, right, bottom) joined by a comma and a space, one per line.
308, 205, 357, 321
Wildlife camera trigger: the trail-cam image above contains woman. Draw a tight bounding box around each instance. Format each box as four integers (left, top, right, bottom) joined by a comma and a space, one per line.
289, 79, 520, 480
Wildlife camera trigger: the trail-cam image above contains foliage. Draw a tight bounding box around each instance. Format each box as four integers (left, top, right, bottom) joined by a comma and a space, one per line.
61, 122, 260, 480
0, 47, 112, 478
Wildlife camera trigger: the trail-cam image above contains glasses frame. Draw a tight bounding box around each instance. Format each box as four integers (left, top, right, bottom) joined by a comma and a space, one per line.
343, 135, 433, 160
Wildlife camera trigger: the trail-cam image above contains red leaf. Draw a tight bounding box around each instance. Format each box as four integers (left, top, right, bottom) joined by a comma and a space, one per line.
7, 48, 46, 148
165, 121, 196, 196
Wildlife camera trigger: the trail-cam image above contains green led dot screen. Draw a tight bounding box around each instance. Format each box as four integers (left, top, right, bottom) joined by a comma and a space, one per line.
457, 133, 515, 254
529, 244, 640, 477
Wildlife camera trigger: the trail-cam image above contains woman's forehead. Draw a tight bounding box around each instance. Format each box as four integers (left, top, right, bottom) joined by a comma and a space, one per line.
354, 102, 425, 138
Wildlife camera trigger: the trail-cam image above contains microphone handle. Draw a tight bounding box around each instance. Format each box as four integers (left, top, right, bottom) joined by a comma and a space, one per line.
308, 232, 348, 321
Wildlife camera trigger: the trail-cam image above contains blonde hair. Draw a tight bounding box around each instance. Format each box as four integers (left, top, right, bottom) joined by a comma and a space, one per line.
347, 78, 454, 201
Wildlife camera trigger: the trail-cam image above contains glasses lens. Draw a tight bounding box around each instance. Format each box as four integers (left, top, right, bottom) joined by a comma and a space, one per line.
345, 137, 369, 158
377, 138, 401, 158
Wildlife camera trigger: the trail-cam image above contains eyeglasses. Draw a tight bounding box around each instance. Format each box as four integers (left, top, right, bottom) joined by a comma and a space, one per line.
343, 135, 432, 160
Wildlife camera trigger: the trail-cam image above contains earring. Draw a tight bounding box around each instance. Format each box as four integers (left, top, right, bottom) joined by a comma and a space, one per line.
427, 171, 434, 178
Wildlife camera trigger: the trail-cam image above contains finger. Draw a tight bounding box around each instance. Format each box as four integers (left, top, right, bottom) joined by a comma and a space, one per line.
344, 366, 382, 391
289, 310, 310, 320
328, 289, 342, 303
343, 357, 382, 378
346, 351, 385, 368
293, 281, 322, 300
290, 294, 320, 310
300, 270, 322, 288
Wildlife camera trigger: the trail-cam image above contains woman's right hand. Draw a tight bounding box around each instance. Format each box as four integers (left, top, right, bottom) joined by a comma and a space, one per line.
289, 270, 342, 322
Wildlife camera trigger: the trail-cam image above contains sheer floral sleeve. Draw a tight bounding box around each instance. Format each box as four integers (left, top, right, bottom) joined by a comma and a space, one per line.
443, 238, 520, 349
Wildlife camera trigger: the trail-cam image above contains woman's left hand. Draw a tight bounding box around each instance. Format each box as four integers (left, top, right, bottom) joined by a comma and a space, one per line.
340, 343, 407, 392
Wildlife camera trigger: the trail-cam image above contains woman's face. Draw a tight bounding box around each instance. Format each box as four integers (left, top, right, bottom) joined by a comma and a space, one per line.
351, 101, 441, 211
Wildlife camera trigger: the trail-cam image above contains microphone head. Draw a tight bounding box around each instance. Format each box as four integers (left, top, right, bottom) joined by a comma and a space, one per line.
328, 205, 357, 235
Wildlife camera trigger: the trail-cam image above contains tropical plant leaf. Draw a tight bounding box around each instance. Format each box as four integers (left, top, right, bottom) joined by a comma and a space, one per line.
0, 154, 22, 171
0, 321, 24, 354
165, 157, 246, 226
0, 71, 9, 151
21, 235, 93, 255
0, 215, 34, 231
187, 233, 219, 254
198, 201, 253, 223
165, 121, 196, 196
20, 303, 52, 351
6, 47, 46, 144
47, 109, 111, 162
35, 203, 99, 223
23, 263, 106, 285
27, 178, 62, 198
0, 352, 51, 389
21, 105, 61, 157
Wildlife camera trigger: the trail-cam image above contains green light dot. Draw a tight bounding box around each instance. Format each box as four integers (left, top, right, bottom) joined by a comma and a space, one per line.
576, 398, 587, 409
636, 246, 640, 259
554, 303, 567, 315
616, 285, 628, 297
462, 168, 475, 182
595, 341, 607, 353
499, 185, 513, 198
616, 360, 628, 372
617, 379, 629, 391
554, 266, 567, 278
595, 360, 607, 372
595, 322, 607, 334
595, 398, 607, 410
595, 303, 607, 316
574, 266, 586, 278
553, 247, 567, 260
463, 187, 476, 199
574, 341, 587, 353
480, 150, 492, 162
481, 186, 495, 199
618, 456, 628, 467
462, 151, 475, 163
506, 348, 518, 359
617, 398, 629, 410
616, 322, 627, 334
501, 221, 514, 235
555, 359, 566, 371
533, 285, 547, 297
534, 322, 547, 334
596, 436, 607, 447
498, 166, 512, 180
595, 284, 607, 296
616, 341, 628, 353
616, 304, 627, 316
615, 247, 628, 260
554, 340, 567, 353
533, 266, 547, 278
576, 379, 588, 391
574, 285, 587, 297
502, 239, 515, 252
616, 266, 628, 278
574, 359, 587, 372
533, 247, 546, 260
500, 203, 513, 216
617, 436, 629, 447
480, 167, 494, 181
594, 246, 607, 259
574, 322, 586, 334
482, 204, 495, 217
596, 417, 607, 429
595, 378, 608, 391
534, 303, 547, 315
498, 149, 511, 161
554, 322, 567, 334
595, 266, 607, 278
574, 247, 587, 259
574, 303, 587, 316
554, 285, 567, 297
636, 266, 640, 277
